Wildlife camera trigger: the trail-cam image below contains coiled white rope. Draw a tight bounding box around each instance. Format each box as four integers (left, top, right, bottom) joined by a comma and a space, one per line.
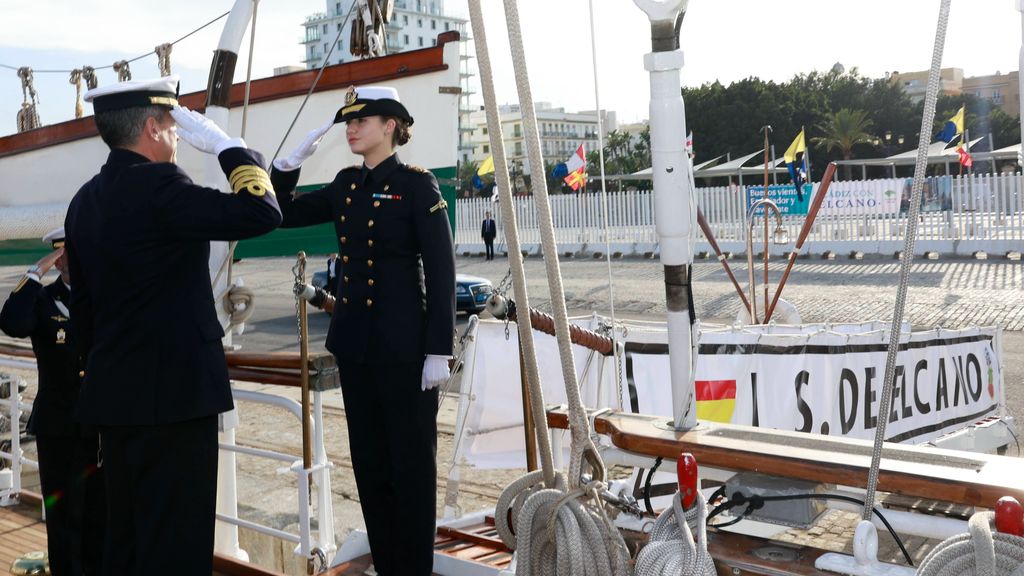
470, 2, 629, 573
917, 511, 1024, 576
634, 492, 715, 576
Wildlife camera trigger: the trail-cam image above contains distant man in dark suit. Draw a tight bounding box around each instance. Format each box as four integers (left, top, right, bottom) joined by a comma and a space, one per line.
64, 76, 281, 575
0, 227, 104, 576
481, 210, 497, 260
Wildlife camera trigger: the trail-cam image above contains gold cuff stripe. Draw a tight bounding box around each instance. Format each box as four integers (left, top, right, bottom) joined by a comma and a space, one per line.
229, 165, 275, 197
428, 199, 448, 214
51, 240, 65, 249
13, 276, 28, 293
149, 96, 179, 107
341, 103, 366, 116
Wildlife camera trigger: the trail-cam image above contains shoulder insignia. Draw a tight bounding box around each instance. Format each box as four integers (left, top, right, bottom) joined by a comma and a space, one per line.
229, 165, 275, 197
428, 199, 449, 214
402, 164, 430, 174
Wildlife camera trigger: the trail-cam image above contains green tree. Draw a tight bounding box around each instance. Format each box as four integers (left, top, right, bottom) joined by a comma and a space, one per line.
812, 108, 874, 180
458, 159, 480, 197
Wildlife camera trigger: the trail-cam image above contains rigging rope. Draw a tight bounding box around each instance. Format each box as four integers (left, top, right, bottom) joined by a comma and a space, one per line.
862, 0, 951, 523
917, 511, 1024, 576
585, 0, 623, 409
16, 67, 40, 132
471, 1, 628, 573
69, 69, 84, 118
634, 492, 715, 576
155, 43, 173, 77
113, 60, 131, 82
81, 66, 98, 90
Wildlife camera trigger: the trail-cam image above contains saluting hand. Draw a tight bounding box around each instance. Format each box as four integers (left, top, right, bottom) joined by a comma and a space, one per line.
421, 355, 450, 391
273, 121, 334, 172
171, 106, 245, 155
31, 248, 62, 276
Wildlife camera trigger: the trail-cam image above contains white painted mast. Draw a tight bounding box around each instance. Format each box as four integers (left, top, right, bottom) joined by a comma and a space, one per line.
202, 0, 256, 561
633, 0, 699, 430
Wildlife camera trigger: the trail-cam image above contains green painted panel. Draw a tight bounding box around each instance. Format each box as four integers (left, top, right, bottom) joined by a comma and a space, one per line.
0, 165, 458, 265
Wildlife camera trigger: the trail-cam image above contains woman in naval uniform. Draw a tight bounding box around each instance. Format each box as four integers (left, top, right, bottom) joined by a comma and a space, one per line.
0, 227, 104, 576
270, 86, 456, 576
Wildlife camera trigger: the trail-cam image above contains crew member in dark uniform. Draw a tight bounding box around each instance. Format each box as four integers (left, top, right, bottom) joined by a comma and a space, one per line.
64, 76, 281, 575
0, 227, 104, 576
270, 86, 455, 575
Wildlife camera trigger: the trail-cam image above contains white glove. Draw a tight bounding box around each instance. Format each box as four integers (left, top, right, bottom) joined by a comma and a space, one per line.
171, 106, 245, 155
273, 121, 333, 172
421, 355, 450, 391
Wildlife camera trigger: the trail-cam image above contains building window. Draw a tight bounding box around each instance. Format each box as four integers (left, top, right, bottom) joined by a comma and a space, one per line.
432, 39, 436, 46
403, 14, 409, 24
336, 2, 341, 15
418, 37, 424, 47
515, 142, 523, 155
323, 43, 328, 55
323, 24, 328, 34
306, 27, 321, 42
482, 127, 488, 135
404, 34, 409, 44
431, 20, 437, 30
514, 123, 521, 137
418, 18, 423, 27
445, 22, 450, 31
483, 145, 490, 153
337, 23, 342, 31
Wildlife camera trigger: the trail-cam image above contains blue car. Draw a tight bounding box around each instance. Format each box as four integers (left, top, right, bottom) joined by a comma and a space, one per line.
312, 270, 493, 314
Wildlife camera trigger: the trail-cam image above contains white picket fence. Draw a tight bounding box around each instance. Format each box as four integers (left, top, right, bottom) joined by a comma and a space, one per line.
454, 173, 1024, 257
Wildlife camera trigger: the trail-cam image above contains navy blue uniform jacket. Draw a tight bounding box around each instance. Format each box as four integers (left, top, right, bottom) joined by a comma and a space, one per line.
0, 278, 79, 436
271, 153, 455, 363
65, 147, 282, 426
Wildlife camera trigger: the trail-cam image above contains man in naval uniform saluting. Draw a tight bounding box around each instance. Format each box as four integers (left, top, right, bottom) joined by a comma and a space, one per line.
0, 227, 105, 576
64, 76, 281, 575
270, 86, 455, 575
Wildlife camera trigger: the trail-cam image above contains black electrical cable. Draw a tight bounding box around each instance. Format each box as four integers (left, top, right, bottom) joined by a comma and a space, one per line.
642, 456, 663, 516
707, 492, 915, 567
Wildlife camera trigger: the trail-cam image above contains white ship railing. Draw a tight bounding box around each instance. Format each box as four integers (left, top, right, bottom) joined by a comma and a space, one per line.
0, 350, 336, 570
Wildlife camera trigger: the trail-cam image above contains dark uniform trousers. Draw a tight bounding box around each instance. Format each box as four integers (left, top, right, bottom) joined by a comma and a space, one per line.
65, 147, 281, 575
271, 152, 456, 576
0, 278, 104, 576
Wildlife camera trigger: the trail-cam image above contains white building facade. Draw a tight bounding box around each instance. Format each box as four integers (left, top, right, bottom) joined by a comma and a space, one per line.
466, 103, 617, 177
301, 0, 466, 68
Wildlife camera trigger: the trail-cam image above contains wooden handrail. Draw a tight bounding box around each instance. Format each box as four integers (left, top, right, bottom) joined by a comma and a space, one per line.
547, 407, 1024, 508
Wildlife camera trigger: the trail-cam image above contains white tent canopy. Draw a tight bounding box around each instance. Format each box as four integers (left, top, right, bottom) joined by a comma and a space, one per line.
607, 149, 787, 182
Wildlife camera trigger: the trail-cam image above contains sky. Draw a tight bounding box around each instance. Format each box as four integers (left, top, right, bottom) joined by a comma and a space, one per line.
0, 0, 1021, 137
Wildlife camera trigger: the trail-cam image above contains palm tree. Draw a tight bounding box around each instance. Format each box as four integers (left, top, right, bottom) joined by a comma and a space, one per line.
458, 159, 480, 197
812, 108, 874, 180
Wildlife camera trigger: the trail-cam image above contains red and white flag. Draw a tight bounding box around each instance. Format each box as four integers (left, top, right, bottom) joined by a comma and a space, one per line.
565, 144, 586, 174
685, 131, 694, 158
564, 144, 587, 191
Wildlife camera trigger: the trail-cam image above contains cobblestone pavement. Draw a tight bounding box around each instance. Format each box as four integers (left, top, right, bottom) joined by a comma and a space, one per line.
453, 255, 1024, 330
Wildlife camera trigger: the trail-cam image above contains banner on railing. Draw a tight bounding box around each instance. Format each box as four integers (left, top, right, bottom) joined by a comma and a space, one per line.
898, 176, 953, 213
746, 184, 811, 216
821, 179, 900, 215
628, 325, 1002, 445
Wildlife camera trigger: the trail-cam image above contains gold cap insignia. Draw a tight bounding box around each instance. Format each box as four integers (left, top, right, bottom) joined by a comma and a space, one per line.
345, 86, 358, 106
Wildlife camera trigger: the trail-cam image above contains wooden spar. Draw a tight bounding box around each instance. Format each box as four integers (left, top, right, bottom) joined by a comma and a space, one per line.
546, 407, 1024, 508
502, 301, 615, 356
297, 253, 313, 471
697, 207, 751, 313
763, 162, 838, 323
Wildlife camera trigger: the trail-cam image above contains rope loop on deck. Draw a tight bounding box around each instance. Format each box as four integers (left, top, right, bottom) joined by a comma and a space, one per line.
634, 491, 715, 576
917, 511, 1024, 576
